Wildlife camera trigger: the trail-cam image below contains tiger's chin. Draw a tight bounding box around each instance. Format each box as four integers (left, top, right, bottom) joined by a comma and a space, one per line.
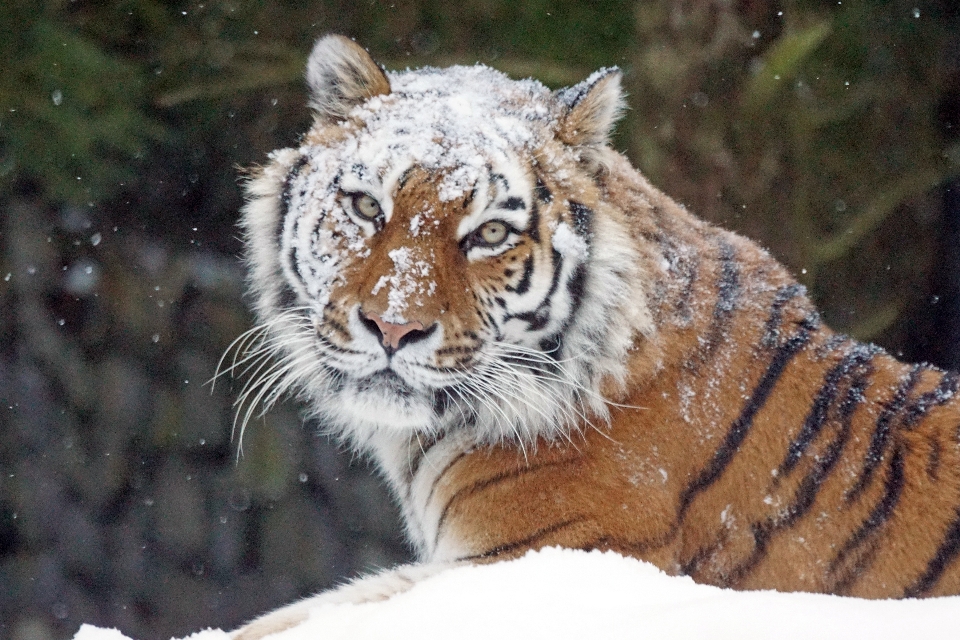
322, 370, 438, 437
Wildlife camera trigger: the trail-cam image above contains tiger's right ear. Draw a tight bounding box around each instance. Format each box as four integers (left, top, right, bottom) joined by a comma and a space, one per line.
306, 35, 391, 122
554, 68, 625, 148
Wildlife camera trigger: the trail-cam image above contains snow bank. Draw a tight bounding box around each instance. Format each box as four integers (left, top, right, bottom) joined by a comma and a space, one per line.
74, 547, 960, 640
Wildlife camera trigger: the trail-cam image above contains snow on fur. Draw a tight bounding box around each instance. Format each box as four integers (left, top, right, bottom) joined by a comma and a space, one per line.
285, 63, 557, 322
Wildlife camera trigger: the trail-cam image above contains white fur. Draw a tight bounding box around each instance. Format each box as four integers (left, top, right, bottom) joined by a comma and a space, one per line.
231, 561, 460, 640
305, 35, 390, 121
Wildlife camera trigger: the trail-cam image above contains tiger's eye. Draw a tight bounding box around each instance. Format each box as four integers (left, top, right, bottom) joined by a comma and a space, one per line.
478, 221, 508, 246
351, 193, 382, 220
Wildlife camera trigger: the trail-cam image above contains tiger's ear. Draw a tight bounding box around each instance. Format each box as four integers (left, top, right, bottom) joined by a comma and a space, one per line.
554, 68, 625, 148
306, 35, 391, 122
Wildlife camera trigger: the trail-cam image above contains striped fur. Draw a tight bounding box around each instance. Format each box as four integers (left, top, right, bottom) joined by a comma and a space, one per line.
232, 35, 960, 640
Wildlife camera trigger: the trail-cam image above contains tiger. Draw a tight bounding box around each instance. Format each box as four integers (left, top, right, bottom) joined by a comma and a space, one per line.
231, 34, 960, 638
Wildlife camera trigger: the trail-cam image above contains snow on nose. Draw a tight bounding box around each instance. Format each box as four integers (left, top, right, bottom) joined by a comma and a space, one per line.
369, 246, 437, 324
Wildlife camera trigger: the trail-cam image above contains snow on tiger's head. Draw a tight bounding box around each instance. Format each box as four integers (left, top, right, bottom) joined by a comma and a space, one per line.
238, 35, 646, 447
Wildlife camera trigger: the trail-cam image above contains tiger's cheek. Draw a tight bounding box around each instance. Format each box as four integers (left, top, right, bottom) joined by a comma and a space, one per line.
304, 229, 376, 344
418, 247, 525, 369
470, 244, 535, 332
426, 271, 488, 370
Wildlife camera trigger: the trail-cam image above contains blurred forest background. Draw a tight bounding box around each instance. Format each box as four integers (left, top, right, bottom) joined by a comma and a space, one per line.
2, 1, 960, 638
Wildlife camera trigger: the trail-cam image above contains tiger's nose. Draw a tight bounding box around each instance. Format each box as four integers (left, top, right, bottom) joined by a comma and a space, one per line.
360, 311, 432, 354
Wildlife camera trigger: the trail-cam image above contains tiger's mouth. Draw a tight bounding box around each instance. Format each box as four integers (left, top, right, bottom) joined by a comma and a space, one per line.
331, 363, 442, 433
357, 369, 415, 397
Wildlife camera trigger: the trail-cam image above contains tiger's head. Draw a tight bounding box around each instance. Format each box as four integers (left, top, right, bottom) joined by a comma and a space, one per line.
239, 35, 651, 448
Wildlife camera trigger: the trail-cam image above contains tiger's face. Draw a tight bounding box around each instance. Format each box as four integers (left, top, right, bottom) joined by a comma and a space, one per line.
239, 36, 645, 446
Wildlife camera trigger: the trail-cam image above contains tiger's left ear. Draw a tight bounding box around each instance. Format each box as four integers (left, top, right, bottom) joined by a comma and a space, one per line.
305, 35, 391, 122
554, 68, 625, 148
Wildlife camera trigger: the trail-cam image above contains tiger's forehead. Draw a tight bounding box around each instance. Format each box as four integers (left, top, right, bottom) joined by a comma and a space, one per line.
298, 64, 559, 207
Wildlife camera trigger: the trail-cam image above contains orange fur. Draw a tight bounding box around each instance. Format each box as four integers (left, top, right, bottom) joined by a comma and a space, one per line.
235, 41, 960, 640
426, 154, 960, 597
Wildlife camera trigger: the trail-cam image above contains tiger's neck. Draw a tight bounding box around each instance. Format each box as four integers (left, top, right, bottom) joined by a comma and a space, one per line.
364, 429, 478, 559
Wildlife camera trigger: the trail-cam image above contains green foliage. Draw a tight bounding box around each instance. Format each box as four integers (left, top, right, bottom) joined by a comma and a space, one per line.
0, 1, 165, 204
626, 1, 956, 339
740, 21, 832, 116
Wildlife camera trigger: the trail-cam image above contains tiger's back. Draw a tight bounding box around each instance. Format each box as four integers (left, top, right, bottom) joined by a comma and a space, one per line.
234, 36, 960, 638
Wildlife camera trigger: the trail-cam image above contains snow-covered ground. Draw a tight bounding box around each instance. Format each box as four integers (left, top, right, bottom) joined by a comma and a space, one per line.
75, 547, 960, 640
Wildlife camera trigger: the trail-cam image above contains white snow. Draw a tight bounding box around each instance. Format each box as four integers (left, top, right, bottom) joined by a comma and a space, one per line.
551, 221, 588, 261
369, 246, 435, 323
73, 546, 960, 640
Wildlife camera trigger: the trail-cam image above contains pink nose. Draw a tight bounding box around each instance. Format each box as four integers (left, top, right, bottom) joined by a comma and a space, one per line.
363, 312, 425, 350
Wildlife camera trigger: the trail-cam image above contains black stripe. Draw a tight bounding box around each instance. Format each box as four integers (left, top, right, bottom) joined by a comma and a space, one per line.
778, 343, 878, 478
423, 360, 475, 374
508, 310, 549, 331
503, 250, 564, 331
528, 199, 541, 242
408, 434, 442, 479
680, 534, 728, 578
674, 252, 699, 324
431, 389, 453, 421
500, 197, 525, 211
277, 156, 310, 300
532, 261, 590, 371
397, 166, 415, 190
817, 333, 849, 359
656, 236, 700, 324
714, 240, 740, 316
506, 256, 534, 294
277, 283, 298, 308
904, 508, 960, 597
687, 238, 740, 369
327, 367, 345, 393
538, 334, 563, 358
902, 370, 959, 430
288, 225, 317, 306
534, 176, 553, 203
315, 333, 364, 356
455, 517, 586, 562
540, 249, 565, 306
568, 201, 593, 236
566, 263, 588, 317
676, 314, 817, 523
350, 162, 367, 180
324, 315, 352, 341
829, 446, 906, 588
846, 366, 922, 503
462, 186, 476, 210
278, 155, 309, 248
729, 361, 872, 585
434, 458, 577, 546
435, 344, 477, 356
761, 284, 806, 347
422, 451, 468, 515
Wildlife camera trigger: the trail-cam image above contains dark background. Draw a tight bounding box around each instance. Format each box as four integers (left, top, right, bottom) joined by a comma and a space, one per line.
2, 1, 959, 638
